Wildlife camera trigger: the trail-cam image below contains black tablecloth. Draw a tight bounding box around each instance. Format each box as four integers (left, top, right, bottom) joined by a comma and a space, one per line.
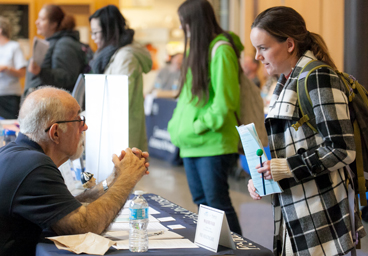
36, 194, 273, 256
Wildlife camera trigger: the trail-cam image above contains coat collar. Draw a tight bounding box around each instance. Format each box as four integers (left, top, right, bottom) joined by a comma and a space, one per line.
266, 51, 316, 120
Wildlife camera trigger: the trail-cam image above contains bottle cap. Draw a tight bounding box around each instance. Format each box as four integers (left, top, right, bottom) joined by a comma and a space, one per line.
134, 190, 145, 195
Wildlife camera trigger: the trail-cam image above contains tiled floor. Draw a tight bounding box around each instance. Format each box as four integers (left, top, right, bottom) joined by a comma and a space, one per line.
135, 157, 368, 255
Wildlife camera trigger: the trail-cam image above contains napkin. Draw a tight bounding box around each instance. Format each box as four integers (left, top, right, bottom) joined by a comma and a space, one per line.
47, 232, 116, 255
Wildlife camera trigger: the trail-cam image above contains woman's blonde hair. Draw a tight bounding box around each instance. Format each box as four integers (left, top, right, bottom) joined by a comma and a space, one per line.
252, 6, 337, 70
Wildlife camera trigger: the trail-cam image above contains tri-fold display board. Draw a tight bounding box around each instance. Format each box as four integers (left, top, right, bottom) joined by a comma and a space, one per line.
85, 74, 129, 182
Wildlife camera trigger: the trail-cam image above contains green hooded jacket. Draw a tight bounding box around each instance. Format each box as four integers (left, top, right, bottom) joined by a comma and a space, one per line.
168, 32, 244, 157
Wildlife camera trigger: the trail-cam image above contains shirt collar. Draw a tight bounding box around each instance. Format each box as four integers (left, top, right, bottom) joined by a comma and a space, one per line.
16, 132, 45, 154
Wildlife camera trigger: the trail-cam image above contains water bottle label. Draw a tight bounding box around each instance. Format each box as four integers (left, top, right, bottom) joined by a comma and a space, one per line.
130, 208, 148, 220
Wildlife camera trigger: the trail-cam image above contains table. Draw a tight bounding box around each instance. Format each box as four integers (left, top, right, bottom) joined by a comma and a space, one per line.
36, 194, 273, 256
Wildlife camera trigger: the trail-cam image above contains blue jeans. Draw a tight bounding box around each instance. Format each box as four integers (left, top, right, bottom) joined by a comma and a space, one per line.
183, 154, 242, 235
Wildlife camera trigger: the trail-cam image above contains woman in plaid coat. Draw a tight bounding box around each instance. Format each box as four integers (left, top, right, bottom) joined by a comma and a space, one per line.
248, 7, 366, 256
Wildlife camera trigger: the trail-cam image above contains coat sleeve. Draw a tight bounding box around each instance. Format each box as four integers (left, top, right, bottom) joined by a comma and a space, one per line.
38, 38, 84, 92
287, 67, 356, 181
193, 44, 240, 134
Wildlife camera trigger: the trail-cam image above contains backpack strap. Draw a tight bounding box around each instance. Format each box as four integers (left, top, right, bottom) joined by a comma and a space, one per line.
354, 121, 367, 206
293, 60, 331, 132
210, 40, 242, 126
211, 40, 231, 59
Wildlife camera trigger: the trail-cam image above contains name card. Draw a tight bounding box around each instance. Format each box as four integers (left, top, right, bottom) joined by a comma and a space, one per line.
194, 205, 235, 252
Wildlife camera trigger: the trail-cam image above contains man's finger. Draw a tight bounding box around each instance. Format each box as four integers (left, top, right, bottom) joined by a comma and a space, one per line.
131, 147, 142, 157
118, 150, 126, 161
112, 154, 120, 165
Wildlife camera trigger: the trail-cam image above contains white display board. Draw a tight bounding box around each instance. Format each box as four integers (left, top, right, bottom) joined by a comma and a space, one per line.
85, 74, 129, 182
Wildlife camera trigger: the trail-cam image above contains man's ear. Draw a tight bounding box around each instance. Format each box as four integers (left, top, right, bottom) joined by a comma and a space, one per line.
48, 124, 61, 144
286, 37, 296, 53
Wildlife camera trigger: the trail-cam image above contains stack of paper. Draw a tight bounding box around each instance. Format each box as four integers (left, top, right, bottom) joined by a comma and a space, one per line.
104, 198, 198, 250
33, 37, 49, 66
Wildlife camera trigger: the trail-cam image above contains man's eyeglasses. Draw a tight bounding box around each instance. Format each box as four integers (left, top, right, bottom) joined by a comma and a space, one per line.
45, 116, 85, 132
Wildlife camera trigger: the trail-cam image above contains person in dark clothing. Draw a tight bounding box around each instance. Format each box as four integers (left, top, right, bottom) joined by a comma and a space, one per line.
0, 86, 149, 256
24, 5, 86, 98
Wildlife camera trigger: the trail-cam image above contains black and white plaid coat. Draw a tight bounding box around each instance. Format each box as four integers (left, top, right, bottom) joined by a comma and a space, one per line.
266, 51, 366, 255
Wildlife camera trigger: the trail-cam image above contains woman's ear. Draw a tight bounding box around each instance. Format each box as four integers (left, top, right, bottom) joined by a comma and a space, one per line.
50, 21, 58, 33
286, 37, 296, 53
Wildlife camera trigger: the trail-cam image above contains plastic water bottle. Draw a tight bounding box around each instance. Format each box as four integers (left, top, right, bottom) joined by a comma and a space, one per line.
4, 130, 16, 145
129, 190, 149, 252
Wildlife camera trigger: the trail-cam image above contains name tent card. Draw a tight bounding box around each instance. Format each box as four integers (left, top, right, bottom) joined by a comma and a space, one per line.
194, 205, 235, 252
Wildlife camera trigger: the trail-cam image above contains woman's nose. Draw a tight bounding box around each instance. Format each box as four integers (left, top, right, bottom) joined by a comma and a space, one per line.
255, 52, 263, 61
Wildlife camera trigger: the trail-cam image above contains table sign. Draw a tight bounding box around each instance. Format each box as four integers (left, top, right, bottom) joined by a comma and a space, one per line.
194, 205, 235, 252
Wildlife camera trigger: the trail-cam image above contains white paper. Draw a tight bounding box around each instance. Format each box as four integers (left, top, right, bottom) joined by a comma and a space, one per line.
107, 221, 168, 232
236, 123, 282, 196
148, 207, 160, 215
85, 75, 129, 182
104, 230, 183, 241
33, 37, 49, 66
114, 215, 159, 223
113, 239, 198, 249
167, 224, 186, 230
157, 217, 176, 222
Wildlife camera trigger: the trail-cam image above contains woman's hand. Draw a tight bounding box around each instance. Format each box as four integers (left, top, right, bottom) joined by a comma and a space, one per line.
28, 59, 41, 75
247, 179, 262, 200
256, 160, 273, 180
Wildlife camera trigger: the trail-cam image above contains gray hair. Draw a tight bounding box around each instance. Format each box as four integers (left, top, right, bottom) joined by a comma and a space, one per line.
19, 86, 69, 143
0, 16, 11, 38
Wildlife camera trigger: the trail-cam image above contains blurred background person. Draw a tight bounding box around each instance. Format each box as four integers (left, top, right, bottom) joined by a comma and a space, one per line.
0, 16, 27, 119
151, 53, 183, 98
24, 5, 86, 98
242, 54, 261, 87
168, 0, 243, 235
260, 64, 278, 114
89, 5, 152, 152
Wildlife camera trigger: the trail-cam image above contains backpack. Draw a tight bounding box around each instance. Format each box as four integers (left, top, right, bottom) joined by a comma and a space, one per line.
80, 42, 94, 74
211, 41, 268, 148
294, 59, 368, 206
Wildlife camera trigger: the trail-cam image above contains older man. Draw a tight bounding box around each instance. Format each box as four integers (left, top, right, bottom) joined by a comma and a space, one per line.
0, 86, 149, 256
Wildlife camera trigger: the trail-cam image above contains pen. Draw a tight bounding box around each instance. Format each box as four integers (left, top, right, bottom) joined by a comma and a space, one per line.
148, 230, 164, 237
256, 149, 266, 196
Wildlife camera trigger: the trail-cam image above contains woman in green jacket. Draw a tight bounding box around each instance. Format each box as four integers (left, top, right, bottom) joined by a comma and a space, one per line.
168, 0, 243, 235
